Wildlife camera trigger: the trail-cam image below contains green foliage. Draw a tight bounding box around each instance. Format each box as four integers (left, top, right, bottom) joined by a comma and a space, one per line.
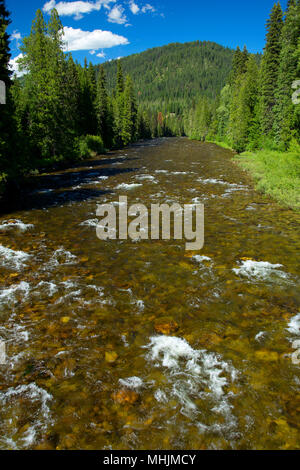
76, 135, 104, 159
0, 6, 143, 198
228, 56, 260, 152
184, 96, 213, 141
0, 0, 15, 177
199, 2, 299, 155
273, 0, 300, 146
101, 41, 235, 135
259, 2, 283, 136
235, 148, 300, 210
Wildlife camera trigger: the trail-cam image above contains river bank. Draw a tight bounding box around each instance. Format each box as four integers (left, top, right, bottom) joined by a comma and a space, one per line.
0, 138, 299, 450
205, 139, 300, 212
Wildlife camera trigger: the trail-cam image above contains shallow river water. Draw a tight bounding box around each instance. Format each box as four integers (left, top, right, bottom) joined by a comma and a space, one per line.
0, 137, 299, 450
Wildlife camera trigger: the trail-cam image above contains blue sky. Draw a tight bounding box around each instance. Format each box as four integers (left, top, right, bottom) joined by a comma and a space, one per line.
8, 0, 288, 73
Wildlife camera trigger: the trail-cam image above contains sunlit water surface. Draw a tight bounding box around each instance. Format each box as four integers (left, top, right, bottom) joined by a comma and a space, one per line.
0, 138, 299, 450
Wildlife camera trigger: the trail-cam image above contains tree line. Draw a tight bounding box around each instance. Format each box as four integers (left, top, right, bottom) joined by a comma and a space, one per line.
1, 0, 299, 200
184, 0, 300, 152
0, 3, 148, 198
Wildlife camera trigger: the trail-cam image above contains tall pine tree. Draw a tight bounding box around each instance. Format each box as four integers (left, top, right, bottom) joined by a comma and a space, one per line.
259, 2, 283, 136
0, 0, 14, 188
273, 0, 300, 146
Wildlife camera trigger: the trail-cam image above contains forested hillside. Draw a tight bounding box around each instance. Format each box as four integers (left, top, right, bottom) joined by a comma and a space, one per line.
101, 41, 237, 113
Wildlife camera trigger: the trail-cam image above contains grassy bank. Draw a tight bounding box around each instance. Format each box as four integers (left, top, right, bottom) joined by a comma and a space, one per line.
206, 139, 233, 151
234, 148, 300, 211
203, 137, 300, 211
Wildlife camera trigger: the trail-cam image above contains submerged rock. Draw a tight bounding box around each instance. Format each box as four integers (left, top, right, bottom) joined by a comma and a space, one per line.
112, 389, 139, 405
154, 318, 179, 335
105, 351, 118, 363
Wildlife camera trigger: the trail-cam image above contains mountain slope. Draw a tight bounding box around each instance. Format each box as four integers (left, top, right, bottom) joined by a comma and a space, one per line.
101, 41, 235, 112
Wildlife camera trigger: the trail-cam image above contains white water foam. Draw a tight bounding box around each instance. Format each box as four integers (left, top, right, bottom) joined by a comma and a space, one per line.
49, 248, 77, 267
0, 282, 31, 307
197, 178, 227, 185
135, 175, 157, 182
287, 313, 300, 335
0, 245, 31, 270
0, 219, 34, 232
233, 260, 287, 281
34, 281, 58, 297
80, 218, 99, 227
145, 336, 238, 434
0, 383, 52, 449
119, 376, 144, 390
116, 183, 142, 190
193, 255, 212, 263
255, 331, 266, 342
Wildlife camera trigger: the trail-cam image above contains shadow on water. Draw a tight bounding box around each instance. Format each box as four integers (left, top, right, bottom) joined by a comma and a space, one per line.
32, 166, 139, 192
1, 155, 140, 213
21, 188, 114, 211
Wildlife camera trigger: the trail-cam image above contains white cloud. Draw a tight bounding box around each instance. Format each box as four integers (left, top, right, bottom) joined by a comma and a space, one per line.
89, 49, 96, 54
141, 3, 155, 13
9, 54, 25, 77
63, 26, 129, 51
107, 5, 127, 24
128, 2, 156, 16
43, 0, 116, 20
96, 51, 106, 58
129, 1, 139, 14
11, 31, 21, 41
10, 31, 22, 48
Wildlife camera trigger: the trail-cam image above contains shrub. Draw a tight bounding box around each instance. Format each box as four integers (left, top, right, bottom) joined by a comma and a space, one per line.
76, 135, 105, 160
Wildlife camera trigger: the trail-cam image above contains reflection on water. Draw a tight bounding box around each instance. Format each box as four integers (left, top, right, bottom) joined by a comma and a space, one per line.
0, 138, 299, 449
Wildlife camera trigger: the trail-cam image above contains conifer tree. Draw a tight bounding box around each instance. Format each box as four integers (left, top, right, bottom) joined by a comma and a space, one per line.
121, 75, 138, 146
0, 0, 13, 186
96, 65, 113, 148
229, 56, 260, 152
259, 2, 283, 135
273, 0, 300, 145
116, 60, 124, 96
229, 46, 248, 85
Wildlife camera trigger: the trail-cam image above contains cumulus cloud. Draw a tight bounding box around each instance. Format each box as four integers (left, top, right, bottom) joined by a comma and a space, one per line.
63, 26, 129, 51
141, 3, 155, 13
129, 1, 139, 14
9, 54, 25, 77
43, 0, 116, 20
11, 31, 21, 41
10, 31, 22, 49
128, 2, 156, 16
96, 51, 106, 58
107, 5, 127, 24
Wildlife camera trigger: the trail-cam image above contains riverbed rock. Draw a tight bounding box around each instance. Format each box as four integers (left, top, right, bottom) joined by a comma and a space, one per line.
154, 318, 179, 335
255, 350, 279, 361
112, 389, 139, 405
105, 351, 118, 363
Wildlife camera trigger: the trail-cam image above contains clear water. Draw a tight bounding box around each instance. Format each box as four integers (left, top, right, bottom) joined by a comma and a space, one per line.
0, 138, 299, 450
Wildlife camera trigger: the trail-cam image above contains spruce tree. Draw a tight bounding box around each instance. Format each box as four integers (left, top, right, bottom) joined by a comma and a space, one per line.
96, 65, 113, 148
113, 61, 126, 147
259, 2, 283, 136
229, 46, 248, 85
0, 0, 10, 85
121, 75, 137, 146
116, 60, 124, 96
229, 56, 260, 152
0, 0, 12, 187
273, 0, 300, 145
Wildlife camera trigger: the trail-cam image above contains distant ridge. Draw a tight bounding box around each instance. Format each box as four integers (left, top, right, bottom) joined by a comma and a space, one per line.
101, 40, 236, 112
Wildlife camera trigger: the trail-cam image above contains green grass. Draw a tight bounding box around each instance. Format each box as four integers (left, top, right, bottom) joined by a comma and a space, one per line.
234, 148, 300, 211
206, 139, 233, 150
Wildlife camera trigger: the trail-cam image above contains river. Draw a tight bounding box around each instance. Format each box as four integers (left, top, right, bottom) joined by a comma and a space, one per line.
0, 137, 299, 450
